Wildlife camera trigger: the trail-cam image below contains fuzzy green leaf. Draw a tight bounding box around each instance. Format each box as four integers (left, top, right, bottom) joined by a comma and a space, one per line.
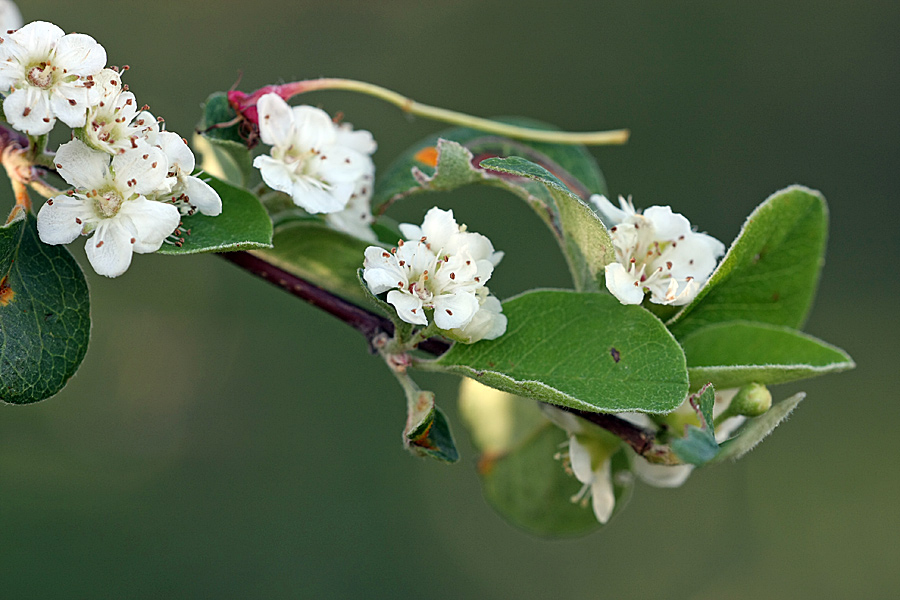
671, 385, 718, 466
433, 290, 689, 414
668, 186, 828, 337
711, 392, 806, 463
681, 321, 855, 390
156, 176, 272, 255
0, 211, 90, 404
407, 405, 459, 463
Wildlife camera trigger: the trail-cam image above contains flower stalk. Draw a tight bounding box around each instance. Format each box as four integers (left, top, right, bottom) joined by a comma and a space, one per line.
228, 78, 630, 147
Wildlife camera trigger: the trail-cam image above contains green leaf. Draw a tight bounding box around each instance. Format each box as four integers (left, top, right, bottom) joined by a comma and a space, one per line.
458, 381, 631, 537
0, 210, 90, 404
668, 186, 828, 337
670, 384, 718, 466
432, 290, 689, 414
479, 156, 615, 291
407, 405, 459, 463
156, 175, 273, 256
197, 92, 254, 186
711, 392, 805, 463
253, 221, 372, 306
681, 321, 855, 390
373, 119, 607, 212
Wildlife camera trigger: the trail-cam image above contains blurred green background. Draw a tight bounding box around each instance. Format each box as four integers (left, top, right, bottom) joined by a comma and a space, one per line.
2, 1, 897, 597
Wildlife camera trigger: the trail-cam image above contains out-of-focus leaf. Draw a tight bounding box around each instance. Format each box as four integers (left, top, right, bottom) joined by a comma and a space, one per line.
711, 393, 806, 463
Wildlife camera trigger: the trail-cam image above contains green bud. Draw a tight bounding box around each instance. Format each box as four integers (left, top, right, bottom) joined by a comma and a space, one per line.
730, 383, 772, 417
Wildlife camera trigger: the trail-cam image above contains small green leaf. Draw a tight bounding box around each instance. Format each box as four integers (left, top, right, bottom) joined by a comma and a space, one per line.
197, 92, 254, 186
681, 321, 855, 390
156, 175, 273, 256
711, 392, 806, 463
254, 221, 371, 306
373, 119, 607, 212
458, 381, 631, 536
407, 405, 459, 463
432, 290, 689, 414
0, 211, 90, 404
669, 186, 828, 337
480, 156, 615, 291
670, 384, 719, 466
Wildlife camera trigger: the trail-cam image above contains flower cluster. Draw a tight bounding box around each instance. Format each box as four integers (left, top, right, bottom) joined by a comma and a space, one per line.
362, 207, 507, 343
592, 195, 725, 306
254, 92, 377, 241
0, 20, 222, 277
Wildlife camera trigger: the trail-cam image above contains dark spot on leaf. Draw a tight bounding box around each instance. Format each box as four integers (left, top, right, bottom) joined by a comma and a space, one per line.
610, 347, 621, 363
772, 292, 780, 302
0, 276, 14, 306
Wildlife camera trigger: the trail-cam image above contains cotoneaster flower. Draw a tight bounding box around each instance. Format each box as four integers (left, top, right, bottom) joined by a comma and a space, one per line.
592, 195, 725, 306
0, 21, 106, 135
362, 208, 506, 341
80, 68, 157, 154
253, 92, 375, 214
36, 139, 179, 277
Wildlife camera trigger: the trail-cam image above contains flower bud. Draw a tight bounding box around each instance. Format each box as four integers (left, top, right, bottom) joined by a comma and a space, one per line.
729, 383, 772, 417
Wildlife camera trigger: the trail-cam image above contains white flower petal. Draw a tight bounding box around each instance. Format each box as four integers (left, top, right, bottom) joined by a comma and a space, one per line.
0, 1, 23, 32
590, 194, 629, 224
291, 105, 337, 150
568, 436, 594, 485
433, 291, 479, 329
158, 131, 195, 173
85, 219, 134, 277
335, 123, 376, 155
36, 195, 91, 245
604, 262, 645, 305
10, 22, 63, 58
256, 93, 295, 148
112, 146, 168, 196
590, 458, 615, 524
632, 458, 694, 488
3, 86, 54, 135
386, 289, 428, 325
118, 197, 180, 253
49, 85, 90, 128
52, 32, 106, 77
181, 176, 222, 216
253, 154, 294, 196
55, 139, 110, 190
290, 178, 348, 214
644, 205, 692, 240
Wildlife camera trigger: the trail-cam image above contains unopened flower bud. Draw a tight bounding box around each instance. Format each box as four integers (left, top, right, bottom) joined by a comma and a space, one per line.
729, 383, 772, 417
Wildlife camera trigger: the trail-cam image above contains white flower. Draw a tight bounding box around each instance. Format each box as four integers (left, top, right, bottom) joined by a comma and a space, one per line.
253, 93, 375, 214
80, 68, 157, 155
591, 195, 725, 306
0, 21, 106, 135
540, 404, 620, 524
0, 1, 23, 33
324, 134, 376, 241
36, 139, 179, 277
153, 131, 222, 217
568, 435, 616, 524
621, 389, 746, 488
362, 208, 504, 336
